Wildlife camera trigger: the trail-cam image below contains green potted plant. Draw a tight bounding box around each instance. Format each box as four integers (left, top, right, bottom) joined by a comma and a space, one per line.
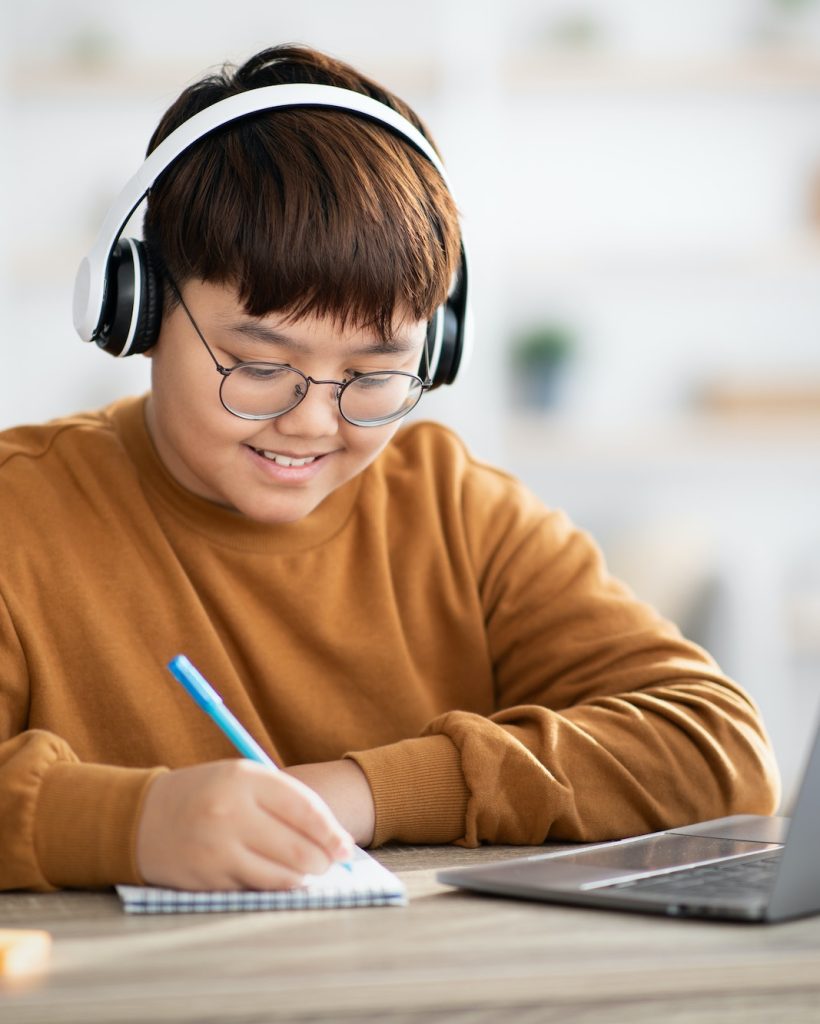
509, 322, 574, 410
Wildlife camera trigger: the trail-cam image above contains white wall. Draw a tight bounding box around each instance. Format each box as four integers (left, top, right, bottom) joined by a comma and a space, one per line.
5, 0, 820, 804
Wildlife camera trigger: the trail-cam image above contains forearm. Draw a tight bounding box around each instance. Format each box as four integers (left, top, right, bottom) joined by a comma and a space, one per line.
285, 759, 377, 847
553, 678, 781, 836
0, 730, 161, 891
338, 672, 779, 850
426, 678, 780, 845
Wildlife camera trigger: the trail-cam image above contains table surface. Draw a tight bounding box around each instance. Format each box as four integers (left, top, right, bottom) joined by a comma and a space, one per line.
2, 844, 820, 1024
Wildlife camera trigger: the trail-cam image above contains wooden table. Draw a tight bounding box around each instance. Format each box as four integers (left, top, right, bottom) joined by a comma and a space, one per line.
2, 844, 819, 1023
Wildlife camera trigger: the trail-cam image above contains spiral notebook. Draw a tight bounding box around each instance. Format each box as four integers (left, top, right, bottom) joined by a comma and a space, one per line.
116, 848, 406, 914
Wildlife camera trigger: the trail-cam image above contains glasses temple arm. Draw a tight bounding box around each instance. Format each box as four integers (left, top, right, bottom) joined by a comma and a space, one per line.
166, 275, 229, 374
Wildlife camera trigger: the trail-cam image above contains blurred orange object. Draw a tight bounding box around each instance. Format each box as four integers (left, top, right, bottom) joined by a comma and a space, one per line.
0, 929, 52, 977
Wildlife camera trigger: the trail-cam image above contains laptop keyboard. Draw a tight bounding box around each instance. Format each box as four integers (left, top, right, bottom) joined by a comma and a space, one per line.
605, 852, 781, 899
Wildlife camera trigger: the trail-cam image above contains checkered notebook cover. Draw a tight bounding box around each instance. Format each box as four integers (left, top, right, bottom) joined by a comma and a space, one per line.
116, 848, 406, 913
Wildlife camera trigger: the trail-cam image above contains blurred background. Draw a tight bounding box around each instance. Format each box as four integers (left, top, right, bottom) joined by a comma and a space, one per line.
4, 0, 820, 808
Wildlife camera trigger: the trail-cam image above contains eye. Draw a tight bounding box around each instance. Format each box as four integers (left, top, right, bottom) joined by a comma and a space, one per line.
238, 363, 293, 382
349, 371, 396, 389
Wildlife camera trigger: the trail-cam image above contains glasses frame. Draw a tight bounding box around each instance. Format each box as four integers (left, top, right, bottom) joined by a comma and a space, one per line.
170, 281, 433, 428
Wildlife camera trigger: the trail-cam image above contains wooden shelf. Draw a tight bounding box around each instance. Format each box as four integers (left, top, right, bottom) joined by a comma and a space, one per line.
10, 48, 820, 101
503, 409, 820, 464
502, 50, 820, 93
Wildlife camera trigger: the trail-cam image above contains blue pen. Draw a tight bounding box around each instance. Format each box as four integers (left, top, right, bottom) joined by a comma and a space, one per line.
168, 654, 278, 766
167, 654, 353, 871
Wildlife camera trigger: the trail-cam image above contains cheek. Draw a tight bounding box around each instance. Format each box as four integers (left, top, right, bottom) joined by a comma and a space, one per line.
152, 344, 215, 420
341, 420, 402, 463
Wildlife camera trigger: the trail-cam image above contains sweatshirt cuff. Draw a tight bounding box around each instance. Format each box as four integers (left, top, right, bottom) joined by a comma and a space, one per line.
345, 734, 469, 847
34, 761, 167, 888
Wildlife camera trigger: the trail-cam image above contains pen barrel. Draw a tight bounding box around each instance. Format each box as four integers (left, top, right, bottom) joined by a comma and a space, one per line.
208, 706, 278, 768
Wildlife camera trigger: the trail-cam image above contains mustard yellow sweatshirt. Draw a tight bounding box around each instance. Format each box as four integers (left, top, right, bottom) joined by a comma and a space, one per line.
0, 396, 779, 891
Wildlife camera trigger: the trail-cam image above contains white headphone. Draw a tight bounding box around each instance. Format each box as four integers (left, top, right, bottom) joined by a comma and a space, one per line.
73, 83, 471, 388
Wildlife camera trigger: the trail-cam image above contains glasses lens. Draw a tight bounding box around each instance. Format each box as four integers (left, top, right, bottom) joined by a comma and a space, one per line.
221, 364, 307, 419
341, 372, 424, 426
219, 365, 425, 425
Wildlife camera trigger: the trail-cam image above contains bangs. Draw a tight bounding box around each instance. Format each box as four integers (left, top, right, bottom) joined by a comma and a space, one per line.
144, 110, 461, 340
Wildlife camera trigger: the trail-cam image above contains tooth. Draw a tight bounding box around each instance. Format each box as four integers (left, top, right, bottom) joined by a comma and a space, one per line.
259, 450, 315, 467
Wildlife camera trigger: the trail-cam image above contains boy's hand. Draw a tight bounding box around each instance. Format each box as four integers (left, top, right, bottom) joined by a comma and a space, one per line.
285, 759, 376, 848
135, 760, 354, 891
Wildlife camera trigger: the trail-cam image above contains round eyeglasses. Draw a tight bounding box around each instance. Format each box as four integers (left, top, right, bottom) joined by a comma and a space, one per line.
172, 284, 432, 428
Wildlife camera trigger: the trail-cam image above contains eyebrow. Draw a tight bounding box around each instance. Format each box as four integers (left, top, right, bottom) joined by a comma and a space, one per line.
222, 319, 420, 355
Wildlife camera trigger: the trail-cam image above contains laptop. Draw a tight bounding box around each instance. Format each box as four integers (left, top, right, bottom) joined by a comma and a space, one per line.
438, 715, 820, 923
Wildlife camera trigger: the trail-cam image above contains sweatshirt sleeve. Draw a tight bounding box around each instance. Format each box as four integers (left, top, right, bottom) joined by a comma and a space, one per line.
0, 592, 162, 891
350, 450, 781, 848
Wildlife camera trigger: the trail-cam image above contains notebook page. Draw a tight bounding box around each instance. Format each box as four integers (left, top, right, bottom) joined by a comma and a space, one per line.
116, 848, 406, 913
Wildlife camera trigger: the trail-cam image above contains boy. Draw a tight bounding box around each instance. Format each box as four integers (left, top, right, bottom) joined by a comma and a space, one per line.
0, 45, 778, 893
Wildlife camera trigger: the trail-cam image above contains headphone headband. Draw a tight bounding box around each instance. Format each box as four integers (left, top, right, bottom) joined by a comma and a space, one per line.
73, 84, 455, 343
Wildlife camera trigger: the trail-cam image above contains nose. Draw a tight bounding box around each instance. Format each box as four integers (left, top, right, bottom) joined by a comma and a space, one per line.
273, 378, 341, 439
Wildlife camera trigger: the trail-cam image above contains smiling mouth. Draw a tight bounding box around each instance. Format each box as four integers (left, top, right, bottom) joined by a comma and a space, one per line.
250, 447, 323, 467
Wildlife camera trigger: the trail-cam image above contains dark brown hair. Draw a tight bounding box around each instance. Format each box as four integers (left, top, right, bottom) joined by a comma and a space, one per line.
143, 45, 461, 340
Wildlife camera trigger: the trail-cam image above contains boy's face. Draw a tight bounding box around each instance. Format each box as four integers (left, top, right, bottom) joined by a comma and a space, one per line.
145, 279, 428, 524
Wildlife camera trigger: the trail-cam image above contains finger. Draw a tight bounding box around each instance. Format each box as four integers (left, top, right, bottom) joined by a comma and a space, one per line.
254, 772, 352, 857
164, 834, 312, 893
243, 813, 337, 878
226, 849, 309, 892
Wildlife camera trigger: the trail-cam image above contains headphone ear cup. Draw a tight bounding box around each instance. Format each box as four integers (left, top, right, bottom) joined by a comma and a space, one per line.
95, 239, 163, 357
130, 241, 163, 355
431, 305, 459, 388
424, 250, 469, 390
